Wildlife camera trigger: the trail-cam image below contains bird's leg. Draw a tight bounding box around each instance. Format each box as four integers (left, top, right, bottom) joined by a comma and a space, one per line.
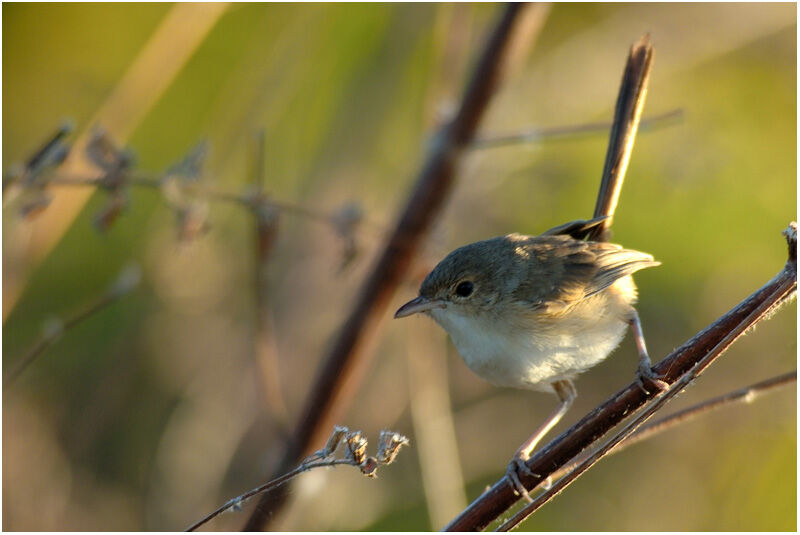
629, 309, 669, 393
506, 379, 576, 502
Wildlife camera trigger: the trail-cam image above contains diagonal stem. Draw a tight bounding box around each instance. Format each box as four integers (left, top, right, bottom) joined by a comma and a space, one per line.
241, 4, 538, 530
544, 369, 796, 486
497, 275, 797, 531
444, 223, 796, 531
589, 35, 653, 242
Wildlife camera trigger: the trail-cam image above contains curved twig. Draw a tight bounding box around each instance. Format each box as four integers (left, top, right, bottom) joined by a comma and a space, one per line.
4, 265, 141, 390
187, 426, 409, 532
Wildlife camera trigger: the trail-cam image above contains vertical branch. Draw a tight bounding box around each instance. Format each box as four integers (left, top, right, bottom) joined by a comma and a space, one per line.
589, 35, 654, 242
250, 130, 288, 426
243, 3, 535, 530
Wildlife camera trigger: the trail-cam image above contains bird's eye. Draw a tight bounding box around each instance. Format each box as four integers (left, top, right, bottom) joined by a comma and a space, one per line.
455, 281, 474, 297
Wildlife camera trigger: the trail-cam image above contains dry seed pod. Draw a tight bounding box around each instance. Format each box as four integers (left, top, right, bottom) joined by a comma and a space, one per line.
359, 456, 379, 477
376, 430, 410, 465
345, 431, 368, 466
321, 425, 349, 458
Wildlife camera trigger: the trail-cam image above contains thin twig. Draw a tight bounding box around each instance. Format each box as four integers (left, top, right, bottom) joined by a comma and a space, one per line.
444, 223, 797, 531
186, 426, 409, 532
588, 34, 654, 242
471, 108, 682, 149
2, 4, 230, 322
250, 130, 289, 427
242, 4, 537, 530
186, 459, 353, 532
3, 265, 141, 389
544, 370, 797, 485
38, 170, 386, 238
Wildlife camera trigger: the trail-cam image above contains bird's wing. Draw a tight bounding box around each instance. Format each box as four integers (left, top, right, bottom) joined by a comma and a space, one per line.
514, 235, 659, 312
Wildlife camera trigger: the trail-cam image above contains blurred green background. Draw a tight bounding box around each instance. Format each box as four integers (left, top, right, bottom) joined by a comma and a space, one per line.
3, 3, 796, 531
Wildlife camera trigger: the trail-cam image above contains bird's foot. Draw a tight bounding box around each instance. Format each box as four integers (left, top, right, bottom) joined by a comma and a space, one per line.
505, 456, 537, 503
636, 363, 669, 395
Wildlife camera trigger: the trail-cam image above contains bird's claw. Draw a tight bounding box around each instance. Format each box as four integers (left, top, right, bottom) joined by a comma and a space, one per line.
636, 364, 669, 395
505, 457, 537, 503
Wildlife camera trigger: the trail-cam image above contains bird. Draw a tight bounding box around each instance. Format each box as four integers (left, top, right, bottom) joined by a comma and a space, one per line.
394, 216, 667, 501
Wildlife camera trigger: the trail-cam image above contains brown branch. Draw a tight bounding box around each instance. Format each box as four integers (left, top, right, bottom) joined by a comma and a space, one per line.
471, 108, 682, 149
543, 369, 797, 486
186, 427, 409, 532
3, 264, 141, 389
498, 274, 796, 532
589, 34, 654, 242
250, 130, 289, 427
444, 223, 797, 531
242, 3, 537, 530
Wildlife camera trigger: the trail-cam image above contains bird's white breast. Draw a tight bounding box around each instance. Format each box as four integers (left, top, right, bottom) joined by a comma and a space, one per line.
428, 291, 630, 391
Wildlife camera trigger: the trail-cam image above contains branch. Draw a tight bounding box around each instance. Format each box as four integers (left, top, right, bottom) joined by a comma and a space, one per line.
543, 369, 796, 486
2, 3, 230, 321
471, 108, 682, 149
498, 273, 796, 532
589, 34, 654, 242
7, 127, 377, 263
30, 169, 378, 237
242, 3, 539, 530
249, 130, 289, 428
3, 264, 141, 389
186, 427, 409, 532
444, 222, 797, 531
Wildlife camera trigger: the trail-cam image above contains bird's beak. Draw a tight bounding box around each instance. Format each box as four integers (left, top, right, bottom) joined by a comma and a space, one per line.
394, 296, 446, 318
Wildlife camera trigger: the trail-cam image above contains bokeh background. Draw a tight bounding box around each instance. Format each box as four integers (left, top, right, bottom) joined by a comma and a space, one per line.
3, 3, 796, 531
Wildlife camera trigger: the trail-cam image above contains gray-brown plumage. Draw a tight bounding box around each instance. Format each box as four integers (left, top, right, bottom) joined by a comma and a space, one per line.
394, 217, 666, 501
419, 233, 659, 317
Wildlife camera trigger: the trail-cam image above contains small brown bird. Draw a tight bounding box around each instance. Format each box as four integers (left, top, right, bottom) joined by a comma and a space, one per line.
394, 217, 667, 500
